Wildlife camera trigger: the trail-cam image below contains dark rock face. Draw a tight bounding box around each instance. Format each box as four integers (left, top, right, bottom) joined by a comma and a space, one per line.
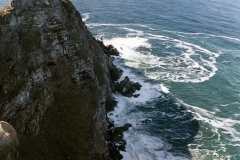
110, 65, 123, 82
115, 76, 142, 97
106, 97, 118, 112
107, 122, 132, 160
0, 0, 118, 159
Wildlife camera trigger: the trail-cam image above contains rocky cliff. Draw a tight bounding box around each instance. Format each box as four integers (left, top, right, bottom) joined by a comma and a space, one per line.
0, 0, 117, 159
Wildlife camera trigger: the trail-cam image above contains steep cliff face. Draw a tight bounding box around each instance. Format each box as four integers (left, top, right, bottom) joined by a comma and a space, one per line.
0, 0, 115, 159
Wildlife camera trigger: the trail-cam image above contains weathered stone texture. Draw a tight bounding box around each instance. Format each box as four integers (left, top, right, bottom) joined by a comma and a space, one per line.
0, 121, 19, 157
0, 0, 115, 159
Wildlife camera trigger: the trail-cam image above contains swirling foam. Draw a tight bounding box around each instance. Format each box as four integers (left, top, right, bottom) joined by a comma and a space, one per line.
82, 13, 91, 22
107, 57, 188, 160
103, 27, 219, 83
179, 100, 240, 142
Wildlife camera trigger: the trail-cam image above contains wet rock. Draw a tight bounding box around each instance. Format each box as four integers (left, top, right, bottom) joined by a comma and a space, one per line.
106, 97, 118, 112
133, 94, 140, 98
106, 45, 120, 56
141, 119, 152, 124
134, 82, 142, 90
116, 76, 142, 97
96, 40, 121, 56
107, 122, 132, 160
110, 65, 123, 82
112, 123, 132, 141
0, 121, 19, 156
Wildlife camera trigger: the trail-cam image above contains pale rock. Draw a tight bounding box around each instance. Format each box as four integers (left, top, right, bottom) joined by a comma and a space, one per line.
0, 121, 19, 156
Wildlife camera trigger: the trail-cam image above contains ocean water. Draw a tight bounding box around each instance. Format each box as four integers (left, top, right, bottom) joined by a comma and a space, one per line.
1, 0, 240, 159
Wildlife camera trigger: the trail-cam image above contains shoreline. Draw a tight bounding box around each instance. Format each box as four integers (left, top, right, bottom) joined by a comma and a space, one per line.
96, 38, 144, 159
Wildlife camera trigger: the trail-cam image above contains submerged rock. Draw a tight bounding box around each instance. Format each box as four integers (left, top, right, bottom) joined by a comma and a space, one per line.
141, 119, 152, 124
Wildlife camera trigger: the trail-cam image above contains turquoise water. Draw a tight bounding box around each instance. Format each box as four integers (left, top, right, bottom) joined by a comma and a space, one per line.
75, 1, 240, 159
1, 0, 240, 159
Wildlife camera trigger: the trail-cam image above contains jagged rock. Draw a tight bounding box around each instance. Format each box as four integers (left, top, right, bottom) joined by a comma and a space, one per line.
96, 40, 123, 94
0, 121, 19, 156
112, 123, 132, 141
0, 0, 116, 159
110, 65, 123, 82
96, 40, 121, 56
106, 45, 120, 56
106, 97, 118, 112
107, 122, 132, 160
116, 76, 142, 97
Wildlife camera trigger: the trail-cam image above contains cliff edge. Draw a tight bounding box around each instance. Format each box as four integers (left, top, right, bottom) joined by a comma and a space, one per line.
0, 0, 117, 159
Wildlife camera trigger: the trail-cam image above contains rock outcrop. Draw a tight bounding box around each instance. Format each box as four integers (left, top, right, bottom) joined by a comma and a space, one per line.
0, 121, 19, 157
115, 76, 142, 97
96, 40, 121, 56
0, 0, 119, 159
107, 122, 132, 160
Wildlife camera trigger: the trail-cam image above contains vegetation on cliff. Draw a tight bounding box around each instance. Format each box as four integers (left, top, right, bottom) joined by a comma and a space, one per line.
0, 0, 121, 159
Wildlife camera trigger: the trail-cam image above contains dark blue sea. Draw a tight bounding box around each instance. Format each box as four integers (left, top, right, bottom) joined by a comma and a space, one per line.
1, 0, 240, 159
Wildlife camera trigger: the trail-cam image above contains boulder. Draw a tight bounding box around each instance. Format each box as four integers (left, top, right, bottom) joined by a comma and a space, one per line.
116, 76, 142, 97
0, 121, 19, 156
106, 45, 120, 56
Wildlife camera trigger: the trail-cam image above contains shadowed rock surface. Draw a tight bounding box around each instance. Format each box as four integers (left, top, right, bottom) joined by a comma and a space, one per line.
0, 0, 120, 159
115, 76, 142, 97
107, 122, 132, 160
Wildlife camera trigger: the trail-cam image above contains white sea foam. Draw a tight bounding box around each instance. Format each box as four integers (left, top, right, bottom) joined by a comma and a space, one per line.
104, 29, 219, 83
106, 32, 192, 159
103, 26, 226, 159
104, 37, 152, 67
149, 27, 157, 31
107, 56, 162, 124
160, 84, 170, 93
179, 100, 240, 142
124, 28, 145, 37
82, 13, 91, 22
220, 102, 240, 107
146, 33, 219, 83
86, 23, 148, 28
163, 30, 240, 43
190, 149, 231, 160
121, 133, 188, 160
107, 58, 189, 160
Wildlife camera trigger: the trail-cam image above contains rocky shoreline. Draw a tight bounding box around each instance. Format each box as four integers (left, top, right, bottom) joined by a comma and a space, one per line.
97, 39, 142, 159
0, 0, 142, 159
